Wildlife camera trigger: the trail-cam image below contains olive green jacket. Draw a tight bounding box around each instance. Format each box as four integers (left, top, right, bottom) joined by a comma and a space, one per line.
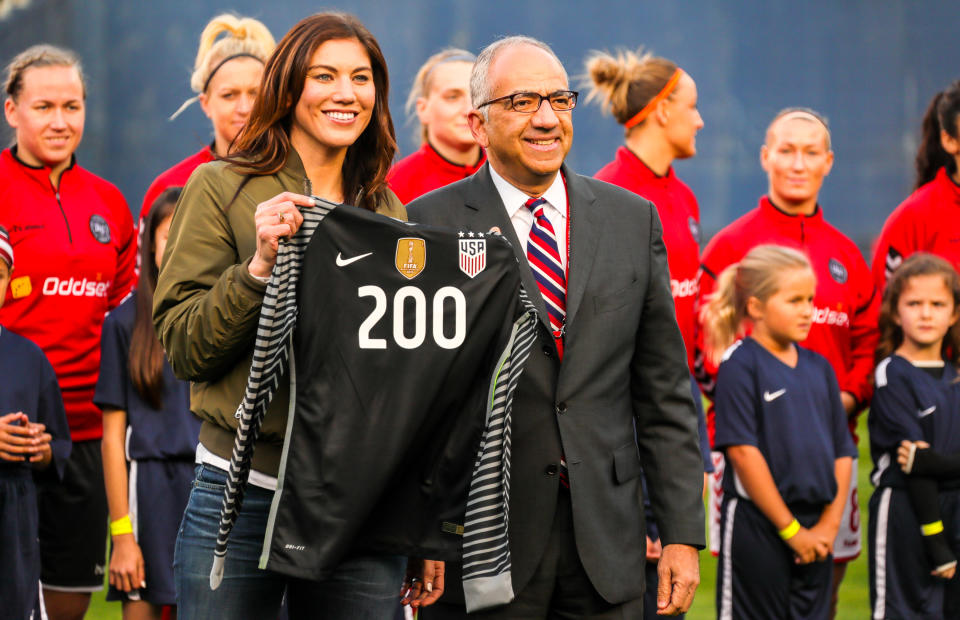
153, 150, 405, 476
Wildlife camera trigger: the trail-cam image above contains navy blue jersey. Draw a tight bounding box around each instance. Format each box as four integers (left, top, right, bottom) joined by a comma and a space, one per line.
714, 337, 856, 506
94, 296, 198, 460
869, 355, 960, 489
0, 326, 71, 478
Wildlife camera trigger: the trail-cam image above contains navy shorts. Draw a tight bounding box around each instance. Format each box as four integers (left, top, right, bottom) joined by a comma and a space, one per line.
107, 458, 194, 605
869, 486, 960, 619
38, 439, 108, 591
716, 496, 831, 620
1, 467, 43, 619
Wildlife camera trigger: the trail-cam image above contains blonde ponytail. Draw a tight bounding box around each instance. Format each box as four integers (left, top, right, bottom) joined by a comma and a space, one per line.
584, 47, 677, 127
170, 14, 275, 120
700, 245, 813, 366
701, 263, 744, 365
190, 14, 275, 94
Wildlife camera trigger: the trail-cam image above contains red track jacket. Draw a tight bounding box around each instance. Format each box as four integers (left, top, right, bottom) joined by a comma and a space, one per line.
0, 148, 136, 440
697, 196, 879, 444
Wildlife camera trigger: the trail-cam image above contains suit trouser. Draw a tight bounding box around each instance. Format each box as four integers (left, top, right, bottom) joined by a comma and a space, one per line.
422, 490, 644, 619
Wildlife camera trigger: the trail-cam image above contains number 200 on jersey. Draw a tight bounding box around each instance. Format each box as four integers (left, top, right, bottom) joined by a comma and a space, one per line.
358, 285, 466, 350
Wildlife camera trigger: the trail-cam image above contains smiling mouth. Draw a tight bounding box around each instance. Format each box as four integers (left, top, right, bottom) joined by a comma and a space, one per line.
325, 111, 357, 122
525, 137, 559, 149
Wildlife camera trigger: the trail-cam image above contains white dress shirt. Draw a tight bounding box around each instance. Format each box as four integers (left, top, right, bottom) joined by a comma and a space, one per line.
488, 166, 568, 271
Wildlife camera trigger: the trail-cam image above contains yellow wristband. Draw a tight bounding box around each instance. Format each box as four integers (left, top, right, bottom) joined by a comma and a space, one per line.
110, 515, 133, 537
779, 518, 801, 540
922, 520, 945, 536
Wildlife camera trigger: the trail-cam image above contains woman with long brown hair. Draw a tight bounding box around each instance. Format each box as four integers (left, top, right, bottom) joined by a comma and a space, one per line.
153, 13, 430, 619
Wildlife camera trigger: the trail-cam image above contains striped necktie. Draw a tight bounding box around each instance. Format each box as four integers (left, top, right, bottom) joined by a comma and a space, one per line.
525, 197, 566, 353
525, 197, 569, 489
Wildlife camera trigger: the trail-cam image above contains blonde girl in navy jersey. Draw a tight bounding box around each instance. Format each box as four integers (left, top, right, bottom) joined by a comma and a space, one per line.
704, 245, 856, 620
96, 188, 200, 620
869, 253, 960, 619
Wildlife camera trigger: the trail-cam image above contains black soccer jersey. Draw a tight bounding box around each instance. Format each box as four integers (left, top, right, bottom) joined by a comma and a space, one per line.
211, 201, 536, 612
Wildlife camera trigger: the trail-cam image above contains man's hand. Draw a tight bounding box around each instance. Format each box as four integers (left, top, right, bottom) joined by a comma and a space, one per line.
401, 558, 445, 608
656, 544, 699, 615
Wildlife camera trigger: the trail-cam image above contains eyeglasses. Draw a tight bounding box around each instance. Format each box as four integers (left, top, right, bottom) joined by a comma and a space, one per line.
477, 90, 579, 114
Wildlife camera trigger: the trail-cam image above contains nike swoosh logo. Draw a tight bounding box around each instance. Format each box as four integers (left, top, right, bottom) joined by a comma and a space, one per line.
919, 405, 937, 417
763, 389, 786, 402
336, 252, 372, 267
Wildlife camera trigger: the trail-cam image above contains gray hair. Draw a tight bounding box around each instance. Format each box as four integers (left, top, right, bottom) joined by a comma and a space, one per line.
470, 36, 567, 119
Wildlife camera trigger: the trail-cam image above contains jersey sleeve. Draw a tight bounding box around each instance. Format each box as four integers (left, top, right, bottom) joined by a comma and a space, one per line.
713, 349, 758, 450
842, 254, 880, 408
822, 358, 858, 459
871, 204, 917, 292
869, 359, 924, 454
93, 309, 130, 412
911, 448, 960, 479
36, 350, 71, 480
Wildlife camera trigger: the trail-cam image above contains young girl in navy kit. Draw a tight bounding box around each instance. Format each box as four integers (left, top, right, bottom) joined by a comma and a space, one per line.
96, 188, 200, 619
869, 253, 960, 619
704, 245, 856, 620
0, 224, 71, 619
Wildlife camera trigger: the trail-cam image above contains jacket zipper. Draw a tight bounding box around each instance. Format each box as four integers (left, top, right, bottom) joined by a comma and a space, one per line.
55, 189, 73, 244
800, 217, 805, 245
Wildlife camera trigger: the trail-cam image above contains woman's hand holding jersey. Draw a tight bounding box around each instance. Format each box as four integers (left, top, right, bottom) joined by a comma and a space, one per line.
248, 192, 312, 278
400, 558, 444, 608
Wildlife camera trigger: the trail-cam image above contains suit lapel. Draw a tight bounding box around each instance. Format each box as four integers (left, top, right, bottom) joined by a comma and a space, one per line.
561, 165, 599, 329
464, 165, 552, 333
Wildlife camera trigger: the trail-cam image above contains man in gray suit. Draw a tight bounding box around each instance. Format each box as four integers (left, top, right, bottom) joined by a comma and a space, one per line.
409, 36, 704, 618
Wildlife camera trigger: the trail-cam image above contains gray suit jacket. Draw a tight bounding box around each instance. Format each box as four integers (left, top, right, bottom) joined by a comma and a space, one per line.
407, 163, 705, 605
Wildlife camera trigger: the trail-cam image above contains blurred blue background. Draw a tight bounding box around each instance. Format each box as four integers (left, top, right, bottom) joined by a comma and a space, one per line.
1, 0, 955, 249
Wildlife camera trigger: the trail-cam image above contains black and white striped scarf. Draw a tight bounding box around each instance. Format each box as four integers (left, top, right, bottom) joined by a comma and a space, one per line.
208, 198, 536, 612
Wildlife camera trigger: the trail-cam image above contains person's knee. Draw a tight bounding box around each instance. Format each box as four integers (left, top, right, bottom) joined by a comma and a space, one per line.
42, 590, 91, 620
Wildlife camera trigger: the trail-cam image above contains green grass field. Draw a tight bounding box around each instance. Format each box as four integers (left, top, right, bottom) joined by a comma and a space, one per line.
86, 415, 876, 619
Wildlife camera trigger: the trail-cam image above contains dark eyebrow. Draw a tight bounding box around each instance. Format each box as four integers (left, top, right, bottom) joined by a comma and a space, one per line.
307, 64, 373, 74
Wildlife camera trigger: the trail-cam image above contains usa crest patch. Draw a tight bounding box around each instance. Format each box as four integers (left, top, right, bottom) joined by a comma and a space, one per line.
458, 238, 486, 278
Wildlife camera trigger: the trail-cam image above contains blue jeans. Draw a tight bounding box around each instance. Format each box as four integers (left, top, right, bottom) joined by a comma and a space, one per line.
174, 463, 406, 620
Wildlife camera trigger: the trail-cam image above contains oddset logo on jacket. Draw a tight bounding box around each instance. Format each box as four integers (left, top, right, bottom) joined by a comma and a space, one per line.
42, 276, 110, 298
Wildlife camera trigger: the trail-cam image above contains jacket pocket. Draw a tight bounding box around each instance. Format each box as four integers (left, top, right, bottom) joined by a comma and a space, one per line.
594, 279, 640, 315
613, 442, 643, 484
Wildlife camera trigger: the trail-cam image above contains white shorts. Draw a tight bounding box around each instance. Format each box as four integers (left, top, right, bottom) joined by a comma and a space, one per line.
708, 452, 861, 561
